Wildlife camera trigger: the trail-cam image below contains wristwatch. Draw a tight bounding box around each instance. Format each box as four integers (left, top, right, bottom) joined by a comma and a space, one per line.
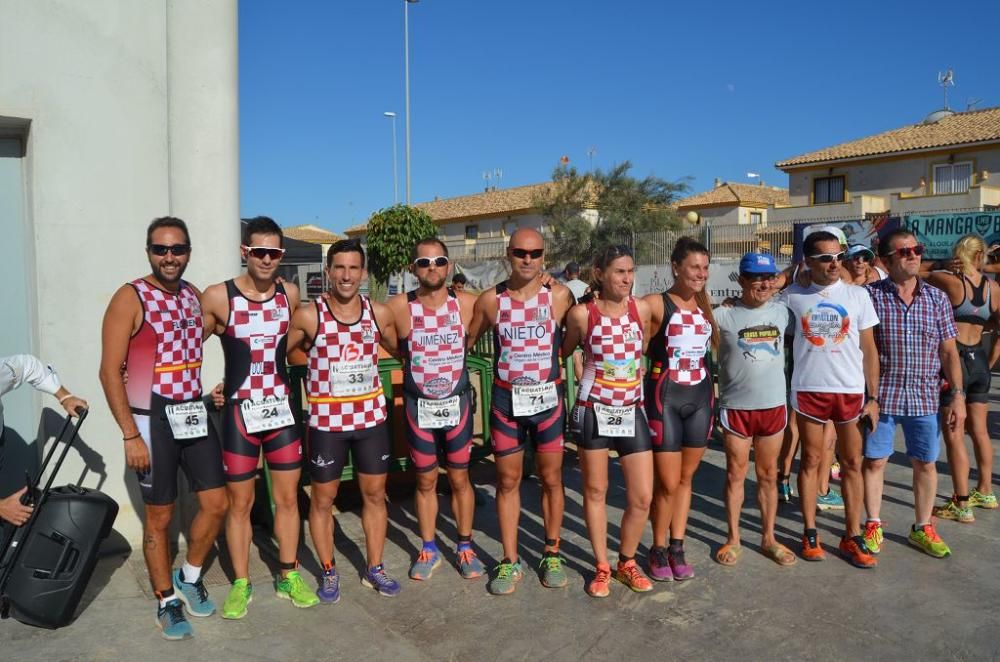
949, 388, 966, 398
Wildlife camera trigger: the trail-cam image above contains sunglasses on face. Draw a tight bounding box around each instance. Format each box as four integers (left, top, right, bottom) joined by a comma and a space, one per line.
848, 254, 873, 263
244, 245, 286, 260
510, 248, 544, 260
888, 244, 925, 258
414, 255, 450, 268
742, 273, 777, 282
807, 252, 845, 263
148, 244, 191, 256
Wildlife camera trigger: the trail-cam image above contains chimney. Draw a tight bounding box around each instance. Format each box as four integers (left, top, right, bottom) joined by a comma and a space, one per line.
714, 178, 722, 188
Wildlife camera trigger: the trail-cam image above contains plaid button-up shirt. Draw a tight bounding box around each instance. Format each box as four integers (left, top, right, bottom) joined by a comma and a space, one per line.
865, 278, 957, 417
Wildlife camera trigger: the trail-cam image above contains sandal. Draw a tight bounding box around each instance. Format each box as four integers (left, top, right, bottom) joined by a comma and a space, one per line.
715, 544, 742, 566
764, 543, 797, 566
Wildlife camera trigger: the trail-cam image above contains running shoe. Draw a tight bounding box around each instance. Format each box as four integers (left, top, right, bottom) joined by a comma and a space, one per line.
156, 598, 193, 640
830, 461, 841, 481
221, 579, 253, 620
667, 546, 694, 581
276, 570, 320, 607
863, 520, 884, 555
456, 548, 486, 579
838, 535, 877, 569
539, 554, 569, 588
934, 498, 975, 523
801, 532, 825, 561
614, 559, 653, 592
778, 481, 793, 504
587, 563, 611, 598
817, 489, 845, 511
409, 549, 442, 581
487, 559, 523, 595
647, 546, 674, 581
172, 568, 215, 617
361, 565, 402, 597
908, 523, 951, 558
316, 567, 340, 604
969, 489, 999, 510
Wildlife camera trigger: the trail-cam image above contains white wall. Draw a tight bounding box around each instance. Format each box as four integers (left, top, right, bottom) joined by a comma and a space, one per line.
0, 0, 239, 543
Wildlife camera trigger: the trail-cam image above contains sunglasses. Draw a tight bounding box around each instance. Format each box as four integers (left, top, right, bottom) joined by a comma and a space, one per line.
414, 255, 450, 268
244, 245, 286, 260
807, 251, 845, 263
148, 244, 191, 256
888, 244, 925, 258
510, 248, 544, 260
847, 254, 873, 263
741, 273, 777, 282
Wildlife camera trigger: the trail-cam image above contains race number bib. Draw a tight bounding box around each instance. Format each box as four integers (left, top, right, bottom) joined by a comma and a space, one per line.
417, 395, 460, 429
241, 395, 294, 434
511, 382, 557, 417
594, 403, 636, 437
331, 360, 376, 397
165, 401, 208, 440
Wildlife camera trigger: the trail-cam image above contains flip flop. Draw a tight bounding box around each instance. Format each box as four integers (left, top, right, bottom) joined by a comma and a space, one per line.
764, 543, 797, 567
715, 544, 742, 566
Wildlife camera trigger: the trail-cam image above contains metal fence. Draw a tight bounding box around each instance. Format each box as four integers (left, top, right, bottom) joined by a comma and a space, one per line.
604, 221, 796, 264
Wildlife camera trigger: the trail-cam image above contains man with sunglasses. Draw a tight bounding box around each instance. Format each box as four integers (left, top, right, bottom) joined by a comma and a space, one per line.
860, 228, 964, 558
467, 228, 576, 595
385, 239, 486, 582
200, 216, 316, 617
100, 217, 227, 639
714, 253, 797, 567
777, 230, 881, 568
287, 239, 402, 599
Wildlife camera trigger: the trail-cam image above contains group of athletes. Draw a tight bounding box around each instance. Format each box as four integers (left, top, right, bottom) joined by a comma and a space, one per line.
96, 216, 996, 639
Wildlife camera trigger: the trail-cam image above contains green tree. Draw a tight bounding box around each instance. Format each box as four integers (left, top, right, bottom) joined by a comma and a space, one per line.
536, 161, 690, 266
365, 204, 438, 288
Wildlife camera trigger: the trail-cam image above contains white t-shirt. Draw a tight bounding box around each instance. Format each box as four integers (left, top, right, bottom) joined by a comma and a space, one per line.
778, 279, 878, 395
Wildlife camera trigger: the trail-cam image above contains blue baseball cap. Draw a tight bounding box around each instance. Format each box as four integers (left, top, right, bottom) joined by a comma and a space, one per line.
739, 252, 778, 275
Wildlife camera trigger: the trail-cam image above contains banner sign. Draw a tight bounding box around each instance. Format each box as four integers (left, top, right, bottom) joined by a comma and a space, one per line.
791, 217, 900, 262
903, 212, 1000, 259
634, 258, 791, 305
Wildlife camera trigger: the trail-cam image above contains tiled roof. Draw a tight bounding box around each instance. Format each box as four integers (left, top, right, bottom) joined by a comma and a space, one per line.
677, 182, 789, 209
282, 224, 344, 244
776, 106, 1000, 168
415, 182, 554, 221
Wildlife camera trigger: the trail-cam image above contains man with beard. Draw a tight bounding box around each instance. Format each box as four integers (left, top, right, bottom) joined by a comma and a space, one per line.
385, 238, 486, 581
467, 228, 575, 595
100, 217, 227, 639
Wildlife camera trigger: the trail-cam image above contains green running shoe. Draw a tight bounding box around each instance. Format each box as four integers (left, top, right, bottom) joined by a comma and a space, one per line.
934, 499, 975, 523
487, 559, 523, 595
539, 553, 568, 588
969, 489, 999, 510
908, 523, 951, 558
863, 520, 884, 555
276, 570, 320, 608
221, 579, 253, 620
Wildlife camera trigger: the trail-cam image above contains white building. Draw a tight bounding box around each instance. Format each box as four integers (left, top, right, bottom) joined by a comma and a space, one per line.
0, 0, 240, 544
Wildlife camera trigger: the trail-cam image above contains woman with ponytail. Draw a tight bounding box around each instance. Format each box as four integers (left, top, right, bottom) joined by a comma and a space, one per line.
641, 237, 719, 581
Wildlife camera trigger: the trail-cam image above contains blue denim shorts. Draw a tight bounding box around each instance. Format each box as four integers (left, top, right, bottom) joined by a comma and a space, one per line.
863, 413, 940, 463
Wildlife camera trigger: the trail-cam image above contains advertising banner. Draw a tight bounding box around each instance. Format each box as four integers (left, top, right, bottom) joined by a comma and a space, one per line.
791, 217, 900, 262
903, 212, 1000, 259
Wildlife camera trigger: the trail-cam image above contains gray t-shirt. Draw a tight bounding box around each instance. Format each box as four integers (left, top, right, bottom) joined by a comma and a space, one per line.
714, 300, 792, 409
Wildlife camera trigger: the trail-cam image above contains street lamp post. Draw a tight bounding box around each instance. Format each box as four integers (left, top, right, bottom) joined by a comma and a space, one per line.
404, 0, 418, 205
383, 111, 398, 204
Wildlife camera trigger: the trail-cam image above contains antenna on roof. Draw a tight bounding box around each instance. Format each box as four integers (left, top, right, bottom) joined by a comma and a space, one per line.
495, 168, 503, 190
482, 170, 492, 192
967, 97, 983, 111
587, 146, 597, 171
938, 69, 955, 110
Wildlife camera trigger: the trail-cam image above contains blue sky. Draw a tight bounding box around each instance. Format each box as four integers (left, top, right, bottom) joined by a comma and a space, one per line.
239, 1, 1000, 234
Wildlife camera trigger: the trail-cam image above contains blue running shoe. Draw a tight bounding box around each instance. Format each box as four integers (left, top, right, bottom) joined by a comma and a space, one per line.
817, 488, 845, 511
456, 548, 486, 579
778, 481, 793, 504
409, 549, 442, 581
172, 568, 215, 618
156, 599, 193, 640
362, 564, 401, 597
317, 567, 341, 604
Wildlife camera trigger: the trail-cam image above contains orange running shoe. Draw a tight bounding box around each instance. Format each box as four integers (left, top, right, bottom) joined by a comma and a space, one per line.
801, 532, 825, 561
614, 559, 653, 593
839, 535, 877, 569
587, 563, 611, 598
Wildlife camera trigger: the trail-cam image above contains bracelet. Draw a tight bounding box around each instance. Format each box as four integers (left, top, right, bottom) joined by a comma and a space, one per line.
123, 433, 142, 441
58, 393, 73, 404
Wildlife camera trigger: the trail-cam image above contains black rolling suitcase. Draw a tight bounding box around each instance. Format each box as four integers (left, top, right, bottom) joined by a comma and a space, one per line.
0, 409, 119, 628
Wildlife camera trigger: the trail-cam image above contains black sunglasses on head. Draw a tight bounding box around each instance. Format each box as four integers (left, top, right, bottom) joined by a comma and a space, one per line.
148, 244, 191, 256
511, 248, 544, 260
414, 256, 450, 268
